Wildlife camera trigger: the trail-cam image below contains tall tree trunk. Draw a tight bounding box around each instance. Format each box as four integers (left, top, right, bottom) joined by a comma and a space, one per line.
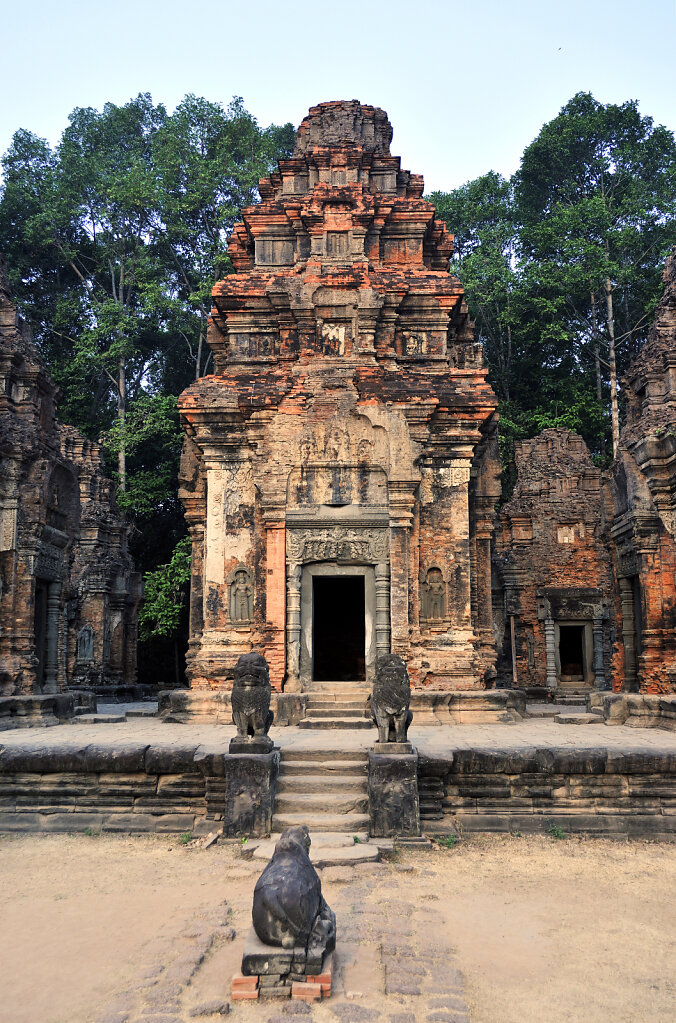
591, 287, 606, 458
604, 275, 620, 457
590, 288, 602, 401
117, 355, 127, 491
195, 326, 204, 381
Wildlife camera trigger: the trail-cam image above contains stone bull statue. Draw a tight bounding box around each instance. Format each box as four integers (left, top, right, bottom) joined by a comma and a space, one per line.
252, 825, 336, 953
371, 653, 412, 743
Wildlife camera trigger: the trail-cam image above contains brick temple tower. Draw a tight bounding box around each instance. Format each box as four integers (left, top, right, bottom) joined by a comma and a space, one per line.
179, 101, 500, 694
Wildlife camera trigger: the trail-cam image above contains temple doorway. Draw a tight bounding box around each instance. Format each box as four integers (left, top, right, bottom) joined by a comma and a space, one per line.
312, 576, 365, 681
298, 563, 377, 688
558, 624, 585, 683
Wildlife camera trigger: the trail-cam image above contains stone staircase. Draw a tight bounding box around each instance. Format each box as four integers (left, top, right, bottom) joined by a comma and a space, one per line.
272, 748, 370, 834
298, 683, 373, 730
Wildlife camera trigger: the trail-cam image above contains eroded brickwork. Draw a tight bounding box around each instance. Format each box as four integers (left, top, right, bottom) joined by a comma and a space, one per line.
493, 429, 618, 694
610, 249, 676, 692
0, 259, 141, 699
179, 101, 499, 692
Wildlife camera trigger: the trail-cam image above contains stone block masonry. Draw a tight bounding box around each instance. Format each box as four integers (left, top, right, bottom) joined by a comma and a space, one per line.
418, 746, 676, 837
0, 739, 278, 835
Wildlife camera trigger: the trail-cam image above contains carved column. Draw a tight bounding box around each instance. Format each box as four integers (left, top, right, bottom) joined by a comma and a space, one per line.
544, 615, 557, 691
388, 484, 415, 657
375, 562, 391, 657
285, 563, 302, 686
188, 525, 204, 645
264, 517, 286, 690
43, 581, 61, 693
619, 577, 637, 692
592, 615, 608, 690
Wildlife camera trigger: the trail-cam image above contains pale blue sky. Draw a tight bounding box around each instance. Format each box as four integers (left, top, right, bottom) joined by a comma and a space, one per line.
2, 0, 674, 193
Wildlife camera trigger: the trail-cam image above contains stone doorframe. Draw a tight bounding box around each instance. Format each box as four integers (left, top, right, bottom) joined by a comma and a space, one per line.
299, 563, 377, 688
537, 591, 608, 692
285, 524, 390, 690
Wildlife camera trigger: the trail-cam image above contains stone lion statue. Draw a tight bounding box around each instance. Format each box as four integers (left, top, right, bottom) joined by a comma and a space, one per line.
231, 651, 273, 738
252, 825, 336, 952
371, 653, 412, 743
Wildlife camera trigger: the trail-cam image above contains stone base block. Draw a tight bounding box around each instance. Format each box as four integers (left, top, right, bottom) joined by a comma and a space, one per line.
373, 741, 413, 754
222, 752, 279, 838
598, 693, 676, 731
229, 736, 274, 754
369, 751, 421, 838
236, 930, 332, 1001
158, 689, 307, 726
409, 689, 526, 724
0, 694, 75, 730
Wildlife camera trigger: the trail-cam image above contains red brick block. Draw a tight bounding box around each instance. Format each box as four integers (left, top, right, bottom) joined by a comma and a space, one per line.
232, 989, 259, 1001
231, 973, 258, 990
291, 981, 322, 1001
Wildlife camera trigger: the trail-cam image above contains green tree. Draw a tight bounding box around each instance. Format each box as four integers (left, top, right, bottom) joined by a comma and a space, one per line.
517, 92, 676, 454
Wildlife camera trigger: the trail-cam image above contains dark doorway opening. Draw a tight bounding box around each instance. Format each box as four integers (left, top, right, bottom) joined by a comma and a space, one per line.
313, 576, 365, 681
34, 580, 48, 688
559, 624, 585, 681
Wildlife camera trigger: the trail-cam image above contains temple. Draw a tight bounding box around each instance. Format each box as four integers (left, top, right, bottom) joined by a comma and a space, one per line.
0, 259, 141, 720
179, 101, 500, 694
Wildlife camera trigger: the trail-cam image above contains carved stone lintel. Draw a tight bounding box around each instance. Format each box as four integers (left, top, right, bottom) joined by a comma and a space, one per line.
286, 526, 388, 565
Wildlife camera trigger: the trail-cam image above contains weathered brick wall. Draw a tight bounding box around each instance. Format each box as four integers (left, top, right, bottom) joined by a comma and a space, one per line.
0, 257, 141, 699
610, 248, 676, 693
494, 429, 619, 691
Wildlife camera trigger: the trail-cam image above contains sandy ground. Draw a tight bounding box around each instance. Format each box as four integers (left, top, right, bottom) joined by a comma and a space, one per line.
0, 832, 674, 1023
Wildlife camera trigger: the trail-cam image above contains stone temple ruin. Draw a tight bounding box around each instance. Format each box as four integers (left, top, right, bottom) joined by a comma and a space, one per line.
0, 101, 675, 856
0, 99, 675, 742
178, 100, 500, 706
0, 258, 141, 724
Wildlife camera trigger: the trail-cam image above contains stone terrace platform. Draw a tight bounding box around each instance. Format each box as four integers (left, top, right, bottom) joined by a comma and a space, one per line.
1, 718, 675, 838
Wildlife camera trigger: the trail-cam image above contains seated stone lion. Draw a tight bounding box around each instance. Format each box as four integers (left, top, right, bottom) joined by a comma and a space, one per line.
371, 652, 412, 743
231, 651, 274, 738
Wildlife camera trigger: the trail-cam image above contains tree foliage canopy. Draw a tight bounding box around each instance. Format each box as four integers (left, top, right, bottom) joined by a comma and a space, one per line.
2, 90, 674, 665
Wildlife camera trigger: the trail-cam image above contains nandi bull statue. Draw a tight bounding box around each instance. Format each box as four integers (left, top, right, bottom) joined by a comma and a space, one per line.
371, 653, 413, 749
229, 651, 274, 753
237, 825, 336, 994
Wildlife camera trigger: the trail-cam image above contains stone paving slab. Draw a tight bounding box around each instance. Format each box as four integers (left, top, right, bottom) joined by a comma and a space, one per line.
1, 717, 676, 756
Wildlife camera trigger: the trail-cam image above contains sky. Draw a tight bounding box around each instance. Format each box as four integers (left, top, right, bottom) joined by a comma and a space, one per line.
1, 0, 674, 194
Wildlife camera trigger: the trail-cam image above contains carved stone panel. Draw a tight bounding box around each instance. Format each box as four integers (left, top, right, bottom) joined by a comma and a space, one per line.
228, 565, 254, 624
76, 623, 94, 663
421, 567, 446, 621
287, 527, 388, 566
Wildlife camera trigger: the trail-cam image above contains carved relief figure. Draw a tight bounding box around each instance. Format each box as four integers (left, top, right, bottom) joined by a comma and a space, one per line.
422, 568, 445, 620
230, 568, 253, 623
76, 623, 94, 662
252, 825, 336, 952
371, 653, 412, 743
231, 651, 273, 738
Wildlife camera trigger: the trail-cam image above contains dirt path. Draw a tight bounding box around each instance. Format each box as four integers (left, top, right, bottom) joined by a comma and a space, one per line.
0, 833, 674, 1023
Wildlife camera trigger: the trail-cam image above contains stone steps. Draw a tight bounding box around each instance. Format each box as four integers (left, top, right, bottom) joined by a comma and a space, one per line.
277, 773, 368, 793
304, 712, 366, 720
272, 811, 371, 833
298, 717, 373, 729
272, 750, 370, 835
280, 759, 367, 777
274, 791, 369, 814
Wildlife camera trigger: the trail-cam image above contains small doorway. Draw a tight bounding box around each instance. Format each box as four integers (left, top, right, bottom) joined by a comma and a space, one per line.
558, 624, 585, 683
312, 576, 365, 681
